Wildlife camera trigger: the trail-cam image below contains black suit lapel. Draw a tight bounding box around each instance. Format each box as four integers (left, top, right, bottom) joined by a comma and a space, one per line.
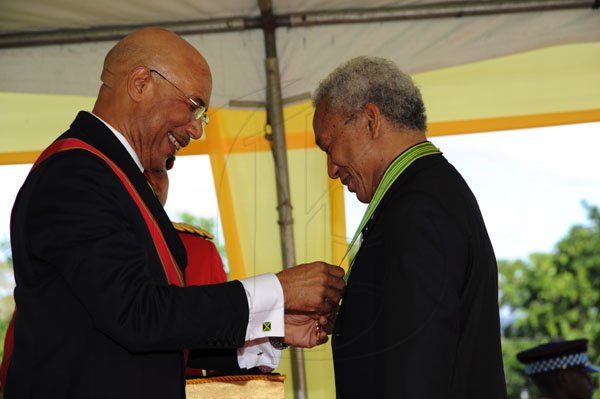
62, 111, 187, 273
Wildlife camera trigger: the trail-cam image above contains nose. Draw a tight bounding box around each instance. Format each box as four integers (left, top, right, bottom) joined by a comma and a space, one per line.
327, 156, 339, 179
184, 118, 204, 140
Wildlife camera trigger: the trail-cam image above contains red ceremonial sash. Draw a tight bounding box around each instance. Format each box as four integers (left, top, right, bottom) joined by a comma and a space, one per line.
33, 138, 185, 287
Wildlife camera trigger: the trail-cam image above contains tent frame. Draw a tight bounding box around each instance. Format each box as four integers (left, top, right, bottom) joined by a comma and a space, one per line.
258, 0, 308, 398
0, 0, 596, 49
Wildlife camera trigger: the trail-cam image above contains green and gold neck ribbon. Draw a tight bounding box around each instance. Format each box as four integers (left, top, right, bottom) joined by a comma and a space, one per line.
340, 141, 441, 282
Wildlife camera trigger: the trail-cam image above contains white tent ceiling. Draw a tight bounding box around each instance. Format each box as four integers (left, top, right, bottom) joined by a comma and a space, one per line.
0, 1, 598, 109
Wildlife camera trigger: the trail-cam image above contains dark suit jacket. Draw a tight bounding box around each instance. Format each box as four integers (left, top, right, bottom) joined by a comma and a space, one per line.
332, 153, 507, 398
7, 112, 248, 398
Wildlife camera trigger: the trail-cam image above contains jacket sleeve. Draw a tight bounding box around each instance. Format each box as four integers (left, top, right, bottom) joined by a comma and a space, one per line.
365, 194, 469, 397
24, 153, 249, 353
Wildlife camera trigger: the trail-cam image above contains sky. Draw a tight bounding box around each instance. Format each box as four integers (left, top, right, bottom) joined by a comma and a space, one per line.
1, 121, 599, 263
342, 122, 600, 261
433, 122, 600, 260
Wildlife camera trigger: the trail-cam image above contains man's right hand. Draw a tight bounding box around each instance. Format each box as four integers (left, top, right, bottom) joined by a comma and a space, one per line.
276, 262, 345, 314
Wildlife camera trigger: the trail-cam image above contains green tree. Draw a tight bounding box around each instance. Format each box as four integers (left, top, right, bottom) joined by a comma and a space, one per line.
0, 238, 14, 361
175, 213, 228, 271
0, 238, 11, 265
500, 203, 600, 398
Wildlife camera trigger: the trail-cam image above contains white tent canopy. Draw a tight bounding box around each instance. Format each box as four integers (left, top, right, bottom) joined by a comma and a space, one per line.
1, 1, 598, 108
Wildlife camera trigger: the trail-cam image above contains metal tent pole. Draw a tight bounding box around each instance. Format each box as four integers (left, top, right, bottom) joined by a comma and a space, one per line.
258, 1, 308, 398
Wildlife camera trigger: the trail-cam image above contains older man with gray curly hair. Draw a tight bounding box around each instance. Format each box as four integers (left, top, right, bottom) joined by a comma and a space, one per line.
313, 56, 507, 398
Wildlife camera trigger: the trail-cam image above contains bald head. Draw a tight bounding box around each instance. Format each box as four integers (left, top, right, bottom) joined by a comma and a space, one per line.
101, 28, 210, 90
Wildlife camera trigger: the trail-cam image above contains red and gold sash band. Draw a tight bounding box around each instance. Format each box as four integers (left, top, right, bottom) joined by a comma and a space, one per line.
33, 138, 185, 287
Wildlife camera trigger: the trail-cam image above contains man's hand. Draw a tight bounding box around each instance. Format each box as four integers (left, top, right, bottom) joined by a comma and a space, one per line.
283, 313, 329, 348
276, 262, 345, 314
321, 303, 339, 335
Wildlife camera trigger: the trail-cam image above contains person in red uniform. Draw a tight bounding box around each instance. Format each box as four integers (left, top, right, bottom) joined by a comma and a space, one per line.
144, 167, 228, 287
0, 167, 226, 391
173, 222, 227, 287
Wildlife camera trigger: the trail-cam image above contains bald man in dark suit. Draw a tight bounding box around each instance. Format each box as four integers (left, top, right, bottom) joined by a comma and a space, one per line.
6, 28, 344, 398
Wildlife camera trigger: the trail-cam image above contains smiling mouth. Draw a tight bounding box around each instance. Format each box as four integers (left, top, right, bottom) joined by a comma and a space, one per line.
167, 132, 180, 151
342, 181, 354, 193
167, 132, 192, 152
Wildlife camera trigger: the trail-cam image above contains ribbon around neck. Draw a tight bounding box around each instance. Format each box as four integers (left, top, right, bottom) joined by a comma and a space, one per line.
339, 141, 441, 282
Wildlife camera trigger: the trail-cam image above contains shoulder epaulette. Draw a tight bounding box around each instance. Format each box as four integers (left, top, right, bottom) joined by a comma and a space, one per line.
172, 222, 214, 240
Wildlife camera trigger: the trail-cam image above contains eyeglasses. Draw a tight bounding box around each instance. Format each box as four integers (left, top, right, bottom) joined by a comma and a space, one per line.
149, 68, 209, 128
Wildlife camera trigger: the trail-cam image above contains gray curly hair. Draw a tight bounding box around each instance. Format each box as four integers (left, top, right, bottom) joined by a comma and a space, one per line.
312, 56, 427, 132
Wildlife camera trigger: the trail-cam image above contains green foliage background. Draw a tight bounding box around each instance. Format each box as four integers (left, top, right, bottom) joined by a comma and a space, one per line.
175, 212, 228, 273
500, 203, 600, 398
0, 239, 14, 361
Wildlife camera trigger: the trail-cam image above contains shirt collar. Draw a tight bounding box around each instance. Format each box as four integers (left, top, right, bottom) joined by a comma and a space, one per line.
88, 111, 144, 172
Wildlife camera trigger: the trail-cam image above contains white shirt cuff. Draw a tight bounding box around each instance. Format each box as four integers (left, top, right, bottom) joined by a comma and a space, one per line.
237, 338, 282, 372
237, 273, 285, 370
239, 273, 284, 340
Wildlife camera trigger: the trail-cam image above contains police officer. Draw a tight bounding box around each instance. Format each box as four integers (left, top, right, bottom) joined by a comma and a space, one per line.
517, 338, 598, 399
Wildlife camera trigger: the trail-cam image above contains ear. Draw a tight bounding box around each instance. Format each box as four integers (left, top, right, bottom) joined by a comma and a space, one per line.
127, 66, 152, 103
363, 103, 382, 139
